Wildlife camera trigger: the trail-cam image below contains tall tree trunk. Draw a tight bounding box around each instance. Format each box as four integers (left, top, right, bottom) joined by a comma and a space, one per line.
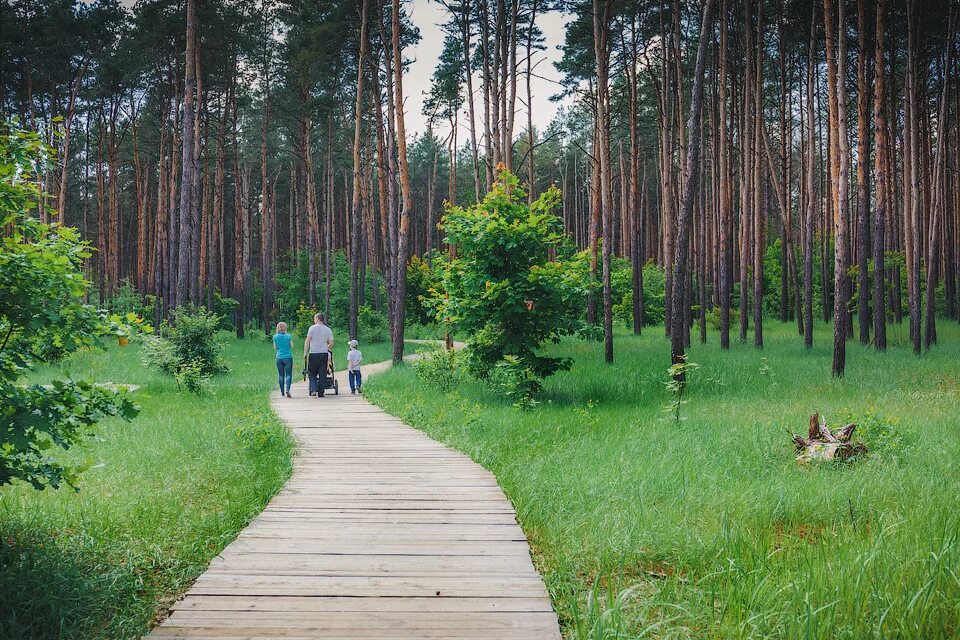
905, 0, 921, 354
391, 0, 412, 364
593, 0, 614, 363
824, 0, 851, 376
856, 0, 871, 344
872, 0, 888, 350
349, 0, 369, 340
670, 0, 715, 371
752, 4, 764, 349
176, 0, 198, 309
804, 7, 816, 349
718, 0, 731, 349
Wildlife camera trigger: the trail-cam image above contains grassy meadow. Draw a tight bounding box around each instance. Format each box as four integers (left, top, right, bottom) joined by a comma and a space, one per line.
0, 329, 393, 639
365, 320, 960, 639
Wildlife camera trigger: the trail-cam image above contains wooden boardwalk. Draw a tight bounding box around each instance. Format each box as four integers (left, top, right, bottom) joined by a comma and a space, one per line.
148, 358, 561, 639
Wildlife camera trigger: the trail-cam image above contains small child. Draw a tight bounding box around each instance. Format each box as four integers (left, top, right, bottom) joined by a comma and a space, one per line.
347, 339, 363, 394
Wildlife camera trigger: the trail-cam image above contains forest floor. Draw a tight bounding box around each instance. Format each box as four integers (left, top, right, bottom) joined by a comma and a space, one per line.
365, 321, 960, 640
0, 332, 398, 639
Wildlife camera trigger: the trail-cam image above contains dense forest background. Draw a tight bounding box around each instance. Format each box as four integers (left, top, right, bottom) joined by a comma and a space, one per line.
2, 0, 958, 374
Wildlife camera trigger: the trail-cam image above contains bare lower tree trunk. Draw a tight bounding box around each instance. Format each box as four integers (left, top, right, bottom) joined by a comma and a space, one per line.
670, 0, 715, 372
176, 0, 198, 309
824, 0, 850, 376
718, 0, 732, 349
391, 0, 412, 364
752, 5, 764, 349
872, 0, 888, 350
349, 0, 369, 340
855, 0, 871, 345
804, 7, 816, 349
594, 0, 614, 363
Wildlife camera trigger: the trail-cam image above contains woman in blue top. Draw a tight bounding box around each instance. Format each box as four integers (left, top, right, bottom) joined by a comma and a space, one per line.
273, 322, 294, 398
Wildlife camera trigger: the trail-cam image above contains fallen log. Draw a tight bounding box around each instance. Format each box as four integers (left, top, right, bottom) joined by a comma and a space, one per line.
790, 412, 867, 463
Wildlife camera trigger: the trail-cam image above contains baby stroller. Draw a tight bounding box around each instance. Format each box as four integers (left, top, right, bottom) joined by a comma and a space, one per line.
303, 353, 339, 396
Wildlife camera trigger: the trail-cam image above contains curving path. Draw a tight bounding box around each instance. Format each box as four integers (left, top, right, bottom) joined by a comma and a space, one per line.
147, 354, 561, 639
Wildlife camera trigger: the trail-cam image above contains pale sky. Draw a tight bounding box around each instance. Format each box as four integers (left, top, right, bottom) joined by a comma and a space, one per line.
404, 1, 572, 137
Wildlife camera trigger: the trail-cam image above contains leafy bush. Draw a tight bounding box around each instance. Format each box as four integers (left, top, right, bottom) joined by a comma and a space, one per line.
141, 306, 227, 389
212, 291, 239, 331
173, 358, 212, 395
107, 279, 157, 320
413, 347, 463, 392
0, 120, 139, 489
491, 355, 541, 409
357, 305, 388, 343
612, 262, 666, 327
165, 306, 228, 375
844, 410, 913, 464
406, 253, 442, 326
440, 170, 589, 382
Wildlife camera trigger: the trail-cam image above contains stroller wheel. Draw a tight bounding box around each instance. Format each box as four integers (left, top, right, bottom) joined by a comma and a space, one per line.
334, 379, 339, 395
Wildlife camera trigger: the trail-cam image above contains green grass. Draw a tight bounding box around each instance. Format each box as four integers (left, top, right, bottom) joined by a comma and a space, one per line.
0, 330, 399, 639
365, 320, 960, 639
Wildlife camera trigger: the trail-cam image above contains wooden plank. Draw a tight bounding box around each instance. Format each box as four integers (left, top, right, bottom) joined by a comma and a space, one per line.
171, 595, 555, 613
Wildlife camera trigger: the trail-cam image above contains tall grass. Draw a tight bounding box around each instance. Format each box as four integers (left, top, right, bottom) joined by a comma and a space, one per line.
366, 321, 960, 639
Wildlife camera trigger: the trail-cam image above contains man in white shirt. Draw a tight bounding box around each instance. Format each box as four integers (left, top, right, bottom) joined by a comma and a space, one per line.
303, 313, 334, 398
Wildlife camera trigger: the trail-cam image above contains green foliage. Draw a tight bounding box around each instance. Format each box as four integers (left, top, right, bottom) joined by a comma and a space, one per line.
172, 358, 211, 396
0, 120, 139, 490
212, 291, 239, 331
612, 262, 667, 327
413, 347, 463, 393
231, 408, 286, 453
406, 253, 442, 326
293, 302, 317, 337
491, 355, 541, 409
844, 410, 913, 464
141, 306, 227, 388
107, 279, 157, 320
440, 170, 589, 382
764, 238, 784, 316
664, 357, 700, 422
273, 250, 310, 317
357, 305, 388, 343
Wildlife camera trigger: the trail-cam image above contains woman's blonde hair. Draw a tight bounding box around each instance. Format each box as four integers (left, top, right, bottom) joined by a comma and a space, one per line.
276, 321, 287, 332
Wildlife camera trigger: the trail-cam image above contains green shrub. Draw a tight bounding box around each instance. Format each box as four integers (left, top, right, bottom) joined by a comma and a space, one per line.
166, 306, 228, 375
440, 170, 589, 381
212, 291, 239, 331
491, 355, 541, 409
172, 358, 211, 395
107, 279, 157, 320
357, 305, 388, 343
141, 306, 227, 389
413, 347, 463, 392
406, 253, 442, 326
611, 262, 666, 327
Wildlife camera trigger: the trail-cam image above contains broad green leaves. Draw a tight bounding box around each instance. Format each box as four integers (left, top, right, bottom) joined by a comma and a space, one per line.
1, 120, 141, 490
437, 170, 590, 385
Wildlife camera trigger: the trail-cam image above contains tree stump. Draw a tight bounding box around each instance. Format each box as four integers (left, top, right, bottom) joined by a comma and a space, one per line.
790, 412, 867, 463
